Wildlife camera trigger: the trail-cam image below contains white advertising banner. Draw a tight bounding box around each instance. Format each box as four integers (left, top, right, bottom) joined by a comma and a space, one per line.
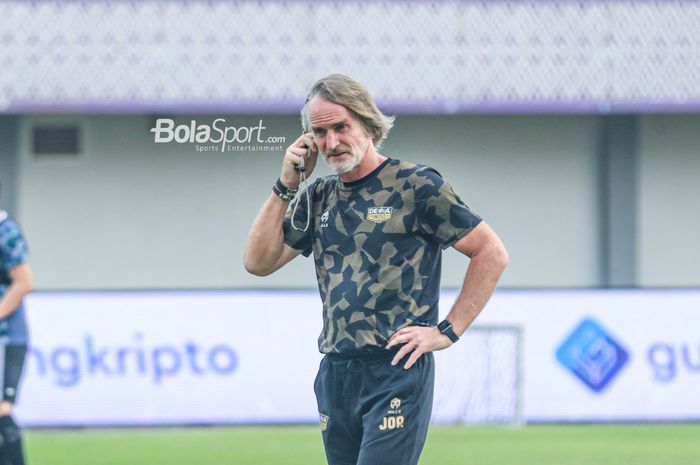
14, 289, 700, 425
16, 291, 324, 426
441, 289, 700, 422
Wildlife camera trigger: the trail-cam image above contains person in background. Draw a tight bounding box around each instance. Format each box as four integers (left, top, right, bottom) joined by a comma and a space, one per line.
0, 208, 32, 465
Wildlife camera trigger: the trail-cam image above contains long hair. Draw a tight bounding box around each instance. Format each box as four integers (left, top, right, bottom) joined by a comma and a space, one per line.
300, 74, 395, 148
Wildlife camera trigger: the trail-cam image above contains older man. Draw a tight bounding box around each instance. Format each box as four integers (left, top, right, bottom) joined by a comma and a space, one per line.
245, 74, 508, 465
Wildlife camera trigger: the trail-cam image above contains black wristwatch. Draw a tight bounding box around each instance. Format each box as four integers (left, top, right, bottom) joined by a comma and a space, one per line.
437, 319, 460, 343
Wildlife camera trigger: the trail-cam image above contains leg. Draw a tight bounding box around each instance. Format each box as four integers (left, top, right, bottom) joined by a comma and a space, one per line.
356, 354, 434, 465
0, 345, 27, 465
314, 357, 362, 465
0, 411, 24, 465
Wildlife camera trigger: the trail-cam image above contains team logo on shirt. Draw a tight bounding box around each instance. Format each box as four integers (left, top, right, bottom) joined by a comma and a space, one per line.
320, 211, 329, 228
390, 397, 401, 410
367, 207, 393, 223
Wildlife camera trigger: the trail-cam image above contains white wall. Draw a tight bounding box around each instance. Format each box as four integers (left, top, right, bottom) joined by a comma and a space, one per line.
19, 114, 700, 290
638, 115, 700, 287
18, 114, 605, 290
18, 114, 319, 289
383, 115, 601, 288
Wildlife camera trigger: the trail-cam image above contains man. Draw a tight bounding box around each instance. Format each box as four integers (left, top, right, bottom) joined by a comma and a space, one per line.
244, 74, 508, 465
0, 209, 32, 465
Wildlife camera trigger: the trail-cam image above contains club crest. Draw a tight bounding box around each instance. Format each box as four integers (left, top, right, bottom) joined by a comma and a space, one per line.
367, 206, 393, 223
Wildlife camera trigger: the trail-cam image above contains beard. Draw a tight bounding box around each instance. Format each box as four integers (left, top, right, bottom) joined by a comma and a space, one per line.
322, 139, 371, 175
323, 149, 361, 174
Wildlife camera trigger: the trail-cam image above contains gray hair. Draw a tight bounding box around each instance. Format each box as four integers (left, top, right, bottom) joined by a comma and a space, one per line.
301, 74, 395, 148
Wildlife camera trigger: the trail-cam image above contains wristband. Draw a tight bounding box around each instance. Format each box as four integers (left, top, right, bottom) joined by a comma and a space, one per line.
273, 178, 298, 201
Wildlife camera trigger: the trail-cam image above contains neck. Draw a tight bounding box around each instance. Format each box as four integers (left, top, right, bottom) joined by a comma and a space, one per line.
339, 146, 386, 183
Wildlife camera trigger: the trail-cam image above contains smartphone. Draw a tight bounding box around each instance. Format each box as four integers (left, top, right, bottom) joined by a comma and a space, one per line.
298, 143, 315, 172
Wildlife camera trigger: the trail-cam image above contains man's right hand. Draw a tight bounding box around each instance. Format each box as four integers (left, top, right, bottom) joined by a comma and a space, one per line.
280, 133, 318, 188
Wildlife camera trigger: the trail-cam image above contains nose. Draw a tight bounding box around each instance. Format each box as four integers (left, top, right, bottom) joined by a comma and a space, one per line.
325, 130, 339, 151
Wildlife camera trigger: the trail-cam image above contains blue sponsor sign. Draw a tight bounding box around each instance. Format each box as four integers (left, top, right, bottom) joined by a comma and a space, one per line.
556, 318, 629, 392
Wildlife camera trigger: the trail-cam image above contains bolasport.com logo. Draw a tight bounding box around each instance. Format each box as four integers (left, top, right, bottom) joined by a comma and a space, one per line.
150, 118, 286, 153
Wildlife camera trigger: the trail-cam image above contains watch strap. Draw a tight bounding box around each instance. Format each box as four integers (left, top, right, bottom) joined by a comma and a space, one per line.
437, 319, 459, 343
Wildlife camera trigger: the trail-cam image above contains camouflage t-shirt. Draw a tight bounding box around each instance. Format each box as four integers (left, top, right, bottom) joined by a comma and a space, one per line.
283, 158, 482, 354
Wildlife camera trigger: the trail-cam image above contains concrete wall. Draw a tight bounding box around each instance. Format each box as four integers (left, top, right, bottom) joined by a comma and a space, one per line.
638, 115, 700, 287
13, 113, 700, 290
0, 116, 19, 215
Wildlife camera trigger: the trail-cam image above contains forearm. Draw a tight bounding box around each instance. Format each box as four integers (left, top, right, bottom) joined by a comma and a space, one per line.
446, 244, 508, 336
0, 282, 32, 320
244, 193, 290, 275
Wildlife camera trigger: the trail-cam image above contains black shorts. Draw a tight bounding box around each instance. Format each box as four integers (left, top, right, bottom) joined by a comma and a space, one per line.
0, 345, 27, 404
314, 350, 434, 465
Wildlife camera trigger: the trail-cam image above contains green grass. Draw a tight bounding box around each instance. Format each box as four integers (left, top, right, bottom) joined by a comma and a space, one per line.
25, 424, 700, 465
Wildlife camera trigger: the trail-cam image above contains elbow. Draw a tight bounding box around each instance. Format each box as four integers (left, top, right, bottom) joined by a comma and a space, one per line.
15, 276, 34, 296
245, 264, 272, 277
243, 256, 273, 277
20, 278, 34, 295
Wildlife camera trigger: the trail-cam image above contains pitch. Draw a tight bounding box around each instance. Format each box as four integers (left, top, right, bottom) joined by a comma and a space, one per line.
26, 424, 700, 465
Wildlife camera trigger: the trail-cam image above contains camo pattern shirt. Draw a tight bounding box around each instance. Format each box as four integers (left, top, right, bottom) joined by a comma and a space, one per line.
0, 211, 30, 344
283, 158, 482, 354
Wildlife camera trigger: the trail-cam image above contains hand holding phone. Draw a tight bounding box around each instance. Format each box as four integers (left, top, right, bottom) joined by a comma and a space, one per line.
281, 133, 318, 187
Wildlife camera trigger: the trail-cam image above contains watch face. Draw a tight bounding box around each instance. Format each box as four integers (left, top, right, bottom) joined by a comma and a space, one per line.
438, 320, 459, 342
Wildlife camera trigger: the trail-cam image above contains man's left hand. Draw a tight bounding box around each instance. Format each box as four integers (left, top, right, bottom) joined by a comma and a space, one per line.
386, 326, 452, 369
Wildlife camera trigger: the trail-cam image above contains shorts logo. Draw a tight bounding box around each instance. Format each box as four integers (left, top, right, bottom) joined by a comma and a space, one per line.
319, 413, 329, 432
556, 318, 629, 393
367, 207, 393, 223
320, 211, 329, 228
380, 397, 404, 430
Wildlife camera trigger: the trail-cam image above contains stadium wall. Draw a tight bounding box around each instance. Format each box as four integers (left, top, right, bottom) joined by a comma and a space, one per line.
2, 1, 699, 112
638, 115, 700, 287
12, 113, 700, 290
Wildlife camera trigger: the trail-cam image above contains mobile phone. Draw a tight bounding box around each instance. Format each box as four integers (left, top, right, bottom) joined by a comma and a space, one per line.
298, 144, 312, 172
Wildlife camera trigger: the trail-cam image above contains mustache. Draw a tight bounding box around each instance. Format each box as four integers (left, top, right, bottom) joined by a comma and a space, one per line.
324, 147, 351, 157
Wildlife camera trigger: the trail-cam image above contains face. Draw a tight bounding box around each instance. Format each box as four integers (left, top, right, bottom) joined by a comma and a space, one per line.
307, 95, 372, 175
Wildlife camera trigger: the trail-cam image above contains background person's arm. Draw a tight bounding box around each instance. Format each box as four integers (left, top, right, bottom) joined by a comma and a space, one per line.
0, 263, 34, 319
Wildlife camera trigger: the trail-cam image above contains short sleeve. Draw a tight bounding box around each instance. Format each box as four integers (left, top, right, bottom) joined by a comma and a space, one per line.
414, 168, 482, 249
0, 219, 29, 270
282, 183, 315, 257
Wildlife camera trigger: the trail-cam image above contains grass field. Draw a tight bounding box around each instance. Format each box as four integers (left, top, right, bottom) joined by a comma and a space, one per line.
26, 424, 700, 465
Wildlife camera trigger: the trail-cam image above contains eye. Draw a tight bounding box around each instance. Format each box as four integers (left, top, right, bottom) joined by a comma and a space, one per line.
334, 123, 346, 132
313, 128, 326, 137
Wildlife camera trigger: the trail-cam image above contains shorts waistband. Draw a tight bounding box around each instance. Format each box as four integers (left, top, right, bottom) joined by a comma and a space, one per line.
324, 347, 400, 362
